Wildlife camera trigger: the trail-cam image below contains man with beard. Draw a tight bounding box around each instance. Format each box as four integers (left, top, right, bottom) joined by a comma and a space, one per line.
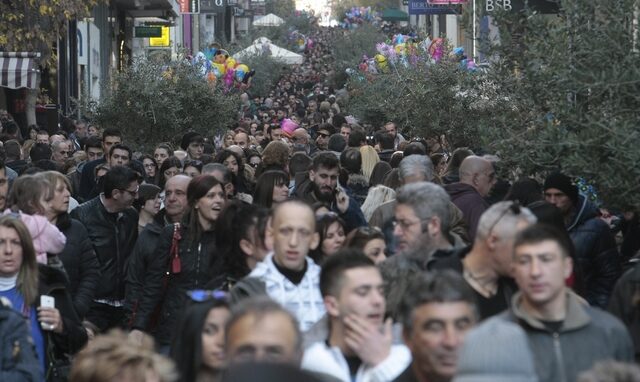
302, 250, 411, 381
293, 152, 366, 232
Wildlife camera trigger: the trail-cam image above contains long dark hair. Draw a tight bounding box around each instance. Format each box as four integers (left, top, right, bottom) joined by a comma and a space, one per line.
159, 156, 183, 188
170, 299, 229, 382
216, 201, 270, 282
309, 212, 346, 264
253, 170, 289, 209
185, 175, 224, 242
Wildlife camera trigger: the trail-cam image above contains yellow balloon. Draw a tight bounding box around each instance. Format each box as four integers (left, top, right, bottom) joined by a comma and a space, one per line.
225, 58, 237, 70
236, 64, 249, 73
213, 62, 226, 75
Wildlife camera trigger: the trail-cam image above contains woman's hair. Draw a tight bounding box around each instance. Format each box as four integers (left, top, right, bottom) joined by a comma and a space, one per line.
158, 156, 183, 188
215, 150, 242, 173
253, 170, 289, 209
36, 170, 72, 203
443, 147, 473, 176
369, 161, 392, 187
310, 212, 346, 264
141, 154, 158, 183
155, 142, 174, 156
0, 216, 38, 306
183, 160, 203, 174
9, 174, 52, 215
359, 145, 380, 182
258, 141, 290, 176
216, 201, 270, 281
504, 178, 543, 206
133, 184, 161, 212
71, 329, 178, 382
185, 175, 224, 241
389, 151, 404, 169
171, 299, 229, 382
345, 226, 385, 251
360, 185, 396, 222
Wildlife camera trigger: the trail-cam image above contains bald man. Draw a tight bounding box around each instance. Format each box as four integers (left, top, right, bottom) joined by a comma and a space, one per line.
291, 128, 314, 156
444, 156, 497, 240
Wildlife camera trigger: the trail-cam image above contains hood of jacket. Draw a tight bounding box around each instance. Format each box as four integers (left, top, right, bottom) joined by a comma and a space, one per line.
567, 194, 598, 231
444, 182, 480, 199
347, 173, 369, 190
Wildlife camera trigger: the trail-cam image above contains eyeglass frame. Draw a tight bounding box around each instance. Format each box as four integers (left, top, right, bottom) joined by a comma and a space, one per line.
486, 201, 522, 238
118, 185, 139, 197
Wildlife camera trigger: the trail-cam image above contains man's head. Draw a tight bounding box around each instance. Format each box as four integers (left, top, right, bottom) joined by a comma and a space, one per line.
321, 249, 385, 327
108, 144, 132, 167
75, 120, 88, 139
394, 182, 451, 254
347, 130, 366, 148
233, 131, 249, 149
512, 224, 573, 313
309, 152, 340, 203
315, 123, 335, 150
226, 297, 302, 366
398, 271, 477, 381
102, 166, 140, 211
543, 172, 578, 216
30, 142, 52, 163
327, 133, 346, 153
51, 140, 70, 165
340, 124, 351, 140
163, 174, 191, 223
83, 136, 103, 162
36, 129, 49, 145
269, 201, 319, 271
102, 128, 123, 156
340, 148, 361, 175
4, 140, 21, 161
458, 156, 496, 197
474, 202, 537, 277
398, 155, 434, 185
0, 160, 7, 210
291, 128, 310, 154
376, 132, 395, 151
384, 122, 398, 139
268, 125, 283, 142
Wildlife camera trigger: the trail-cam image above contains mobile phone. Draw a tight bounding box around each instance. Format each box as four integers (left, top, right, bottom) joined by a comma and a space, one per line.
40, 295, 55, 331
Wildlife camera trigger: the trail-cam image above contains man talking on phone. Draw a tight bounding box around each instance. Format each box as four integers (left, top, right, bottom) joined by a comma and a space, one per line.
293, 152, 366, 232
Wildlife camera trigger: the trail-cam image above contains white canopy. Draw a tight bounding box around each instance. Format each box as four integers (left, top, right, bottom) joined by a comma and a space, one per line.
233, 37, 304, 65
253, 13, 285, 27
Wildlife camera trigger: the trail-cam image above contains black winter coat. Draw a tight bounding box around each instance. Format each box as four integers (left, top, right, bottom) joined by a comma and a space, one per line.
124, 210, 169, 327
38, 265, 89, 366
567, 195, 621, 308
70, 196, 138, 301
132, 221, 222, 345
609, 261, 640, 361
55, 213, 100, 318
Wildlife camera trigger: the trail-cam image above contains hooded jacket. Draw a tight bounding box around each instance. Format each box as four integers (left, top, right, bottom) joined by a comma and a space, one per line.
496, 290, 633, 382
608, 261, 640, 361
230, 253, 325, 331
566, 194, 621, 308
0, 301, 42, 381
444, 182, 488, 241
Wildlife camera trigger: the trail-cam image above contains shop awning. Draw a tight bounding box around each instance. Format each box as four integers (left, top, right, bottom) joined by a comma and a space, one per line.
0, 52, 40, 89
381, 8, 409, 21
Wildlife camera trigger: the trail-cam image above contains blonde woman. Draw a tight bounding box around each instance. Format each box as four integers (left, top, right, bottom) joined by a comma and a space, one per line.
359, 145, 380, 182
360, 185, 396, 222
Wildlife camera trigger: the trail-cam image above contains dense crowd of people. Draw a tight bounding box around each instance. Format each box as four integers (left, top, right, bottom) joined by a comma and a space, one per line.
0, 23, 639, 382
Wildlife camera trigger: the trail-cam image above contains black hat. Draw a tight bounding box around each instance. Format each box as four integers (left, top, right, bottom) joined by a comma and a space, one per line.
180, 132, 203, 150
543, 172, 579, 206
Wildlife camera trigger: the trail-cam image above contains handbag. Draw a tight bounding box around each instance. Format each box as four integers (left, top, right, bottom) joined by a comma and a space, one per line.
45, 334, 71, 382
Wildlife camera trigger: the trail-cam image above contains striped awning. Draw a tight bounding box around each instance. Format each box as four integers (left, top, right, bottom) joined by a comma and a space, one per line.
0, 52, 40, 89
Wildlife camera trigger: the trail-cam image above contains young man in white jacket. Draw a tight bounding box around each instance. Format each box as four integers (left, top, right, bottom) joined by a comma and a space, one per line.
302, 249, 411, 382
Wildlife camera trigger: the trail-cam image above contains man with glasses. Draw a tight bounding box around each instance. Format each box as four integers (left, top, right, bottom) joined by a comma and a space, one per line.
314, 123, 334, 150
431, 202, 537, 319
444, 156, 497, 241
71, 166, 140, 331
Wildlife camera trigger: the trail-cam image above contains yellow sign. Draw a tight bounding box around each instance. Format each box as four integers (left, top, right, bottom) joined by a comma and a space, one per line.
149, 26, 170, 47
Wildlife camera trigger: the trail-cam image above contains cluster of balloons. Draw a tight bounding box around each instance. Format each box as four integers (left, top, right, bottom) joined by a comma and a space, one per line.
191, 47, 256, 90
288, 30, 311, 53
347, 35, 478, 81
341, 6, 377, 29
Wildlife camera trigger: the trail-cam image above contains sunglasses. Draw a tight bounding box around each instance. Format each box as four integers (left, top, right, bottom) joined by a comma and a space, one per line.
186, 289, 228, 302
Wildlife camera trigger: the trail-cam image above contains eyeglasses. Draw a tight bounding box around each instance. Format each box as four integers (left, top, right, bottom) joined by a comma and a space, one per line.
392, 218, 426, 231
187, 289, 228, 302
486, 201, 521, 237
119, 186, 139, 197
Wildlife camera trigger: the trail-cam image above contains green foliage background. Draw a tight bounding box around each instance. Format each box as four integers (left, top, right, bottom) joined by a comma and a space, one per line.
341, 0, 640, 208
94, 59, 239, 153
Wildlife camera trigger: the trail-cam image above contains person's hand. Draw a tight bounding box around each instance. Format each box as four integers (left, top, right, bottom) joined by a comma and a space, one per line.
344, 315, 392, 366
38, 307, 63, 334
336, 187, 349, 214
129, 329, 145, 345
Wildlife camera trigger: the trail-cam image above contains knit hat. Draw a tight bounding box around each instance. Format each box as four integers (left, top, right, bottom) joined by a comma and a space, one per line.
453, 318, 538, 382
180, 132, 203, 150
543, 172, 579, 206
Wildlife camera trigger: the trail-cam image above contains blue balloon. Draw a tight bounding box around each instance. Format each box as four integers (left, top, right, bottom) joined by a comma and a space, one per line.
235, 69, 245, 81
